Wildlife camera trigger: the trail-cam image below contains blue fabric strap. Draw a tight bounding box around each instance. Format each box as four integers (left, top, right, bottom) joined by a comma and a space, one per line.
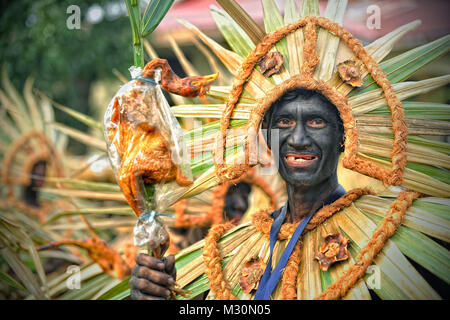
133, 76, 157, 86
254, 185, 346, 300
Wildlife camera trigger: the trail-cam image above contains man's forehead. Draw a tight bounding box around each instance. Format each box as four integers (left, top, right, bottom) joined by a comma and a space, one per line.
272, 96, 338, 117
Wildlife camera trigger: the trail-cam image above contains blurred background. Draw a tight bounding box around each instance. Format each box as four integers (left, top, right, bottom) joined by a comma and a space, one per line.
1, 0, 449, 155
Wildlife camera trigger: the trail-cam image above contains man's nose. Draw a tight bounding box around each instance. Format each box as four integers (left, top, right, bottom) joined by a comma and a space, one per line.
287, 123, 312, 149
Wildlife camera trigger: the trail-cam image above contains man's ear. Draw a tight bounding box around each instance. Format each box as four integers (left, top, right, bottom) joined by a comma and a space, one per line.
339, 136, 345, 153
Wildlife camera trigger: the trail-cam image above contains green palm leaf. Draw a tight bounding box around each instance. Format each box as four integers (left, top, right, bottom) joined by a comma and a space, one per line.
302, 0, 320, 16
336, 206, 440, 299
210, 5, 255, 58
365, 212, 450, 285
141, 0, 175, 37
351, 35, 450, 95
96, 276, 130, 300
0, 268, 26, 291
368, 101, 450, 121
261, 0, 290, 71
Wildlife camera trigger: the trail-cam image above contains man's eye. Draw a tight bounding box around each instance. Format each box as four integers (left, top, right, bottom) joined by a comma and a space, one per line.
306, 118, 326, 128
277, 119, 295, 127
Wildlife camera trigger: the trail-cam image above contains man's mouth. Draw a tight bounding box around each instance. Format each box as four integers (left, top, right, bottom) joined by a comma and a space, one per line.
284, 153, 319, 168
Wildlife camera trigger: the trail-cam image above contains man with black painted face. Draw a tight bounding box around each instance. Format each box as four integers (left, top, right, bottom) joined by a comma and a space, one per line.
129, 88, 345, 300
263, 88, 345, 223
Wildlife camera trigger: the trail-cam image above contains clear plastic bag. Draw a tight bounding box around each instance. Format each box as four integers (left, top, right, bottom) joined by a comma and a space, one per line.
103, 68, 192, 218
133, 211, 169, 256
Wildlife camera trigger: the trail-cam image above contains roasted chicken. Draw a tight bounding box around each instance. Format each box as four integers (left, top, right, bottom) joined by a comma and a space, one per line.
109, 91, 192, 217
107, 59, 218, 217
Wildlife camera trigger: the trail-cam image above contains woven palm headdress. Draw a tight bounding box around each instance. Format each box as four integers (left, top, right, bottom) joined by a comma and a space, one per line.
170, 0, 449, 202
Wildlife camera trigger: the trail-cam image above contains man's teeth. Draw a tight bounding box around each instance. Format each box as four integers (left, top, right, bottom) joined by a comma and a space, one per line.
286, 156, 314, 162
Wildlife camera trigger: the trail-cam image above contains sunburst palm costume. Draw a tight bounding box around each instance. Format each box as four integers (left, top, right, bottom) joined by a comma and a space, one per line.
160, 0, 450, 300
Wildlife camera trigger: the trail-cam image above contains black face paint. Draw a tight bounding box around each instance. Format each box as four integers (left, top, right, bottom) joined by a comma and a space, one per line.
224, 182, 251, 221
265, 90, 343, 188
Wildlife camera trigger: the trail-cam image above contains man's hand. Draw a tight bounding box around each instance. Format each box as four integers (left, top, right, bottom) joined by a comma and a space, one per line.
129, 253, 176, 300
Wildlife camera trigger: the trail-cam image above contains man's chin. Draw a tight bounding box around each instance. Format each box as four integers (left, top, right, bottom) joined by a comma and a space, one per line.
279, 160, 320, 184
279, 169, 319, 187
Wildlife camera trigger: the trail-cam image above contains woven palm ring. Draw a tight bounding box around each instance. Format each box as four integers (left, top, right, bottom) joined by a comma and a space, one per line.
214, 16, 407, 187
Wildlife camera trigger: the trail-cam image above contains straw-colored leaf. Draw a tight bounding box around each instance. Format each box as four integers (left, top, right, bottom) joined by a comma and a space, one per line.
210, 5, 255, 58
354, 35, 450, 95
369, 101, 450, 121
91, 278, 123, 300
261, 0, 291, 81
0, 216, 49, 299
46, 177, 121, 192
1, 68, 31, 130
331, 20, 422, 95
49, 122, 107, 151
284, 0, 304, 75
0, 88, 29, 134
297, 226, 322, 299
55, 131, 69, 153
216, 0, 265, 45
365, 20, 422, 64
206, 86, 256, 104
46, 207, 133, 224
96, 275, 130, 300
23, 77, 43, 131
47, 263, 102, 297
320, 216, 371, 299
175, 223, 257, 291
358, 153, 450, 197
167, 35, 198, 77
39, 94, 57, 143
45, 217, 136, 231
364, 211, 450, 284
355, 196, 450, 242
358, 133, 450, 168
143, 38, 158, 60
356, 115, 450, 136
301, 0, 320, 16
178, 19, 273, 99
44, 96, 103, 133
40, 187, 126, 202
336, 206, 440, 299
0, 268, 26, 291
314, 0, 348, 81
59, 273, 111, 300
0, 107, 20, 141
190, 35, 229, 85
0, 247, 48, 299
350, 75, 450, 115
179, 147, 248, 201
354, 34, 450, 100
172, 104, 253, 119
405, 135, 450, 155
220, 232, 266, 295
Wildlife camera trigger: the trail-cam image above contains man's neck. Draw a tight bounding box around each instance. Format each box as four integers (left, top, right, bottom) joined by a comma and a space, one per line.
285, 174, 339, 223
